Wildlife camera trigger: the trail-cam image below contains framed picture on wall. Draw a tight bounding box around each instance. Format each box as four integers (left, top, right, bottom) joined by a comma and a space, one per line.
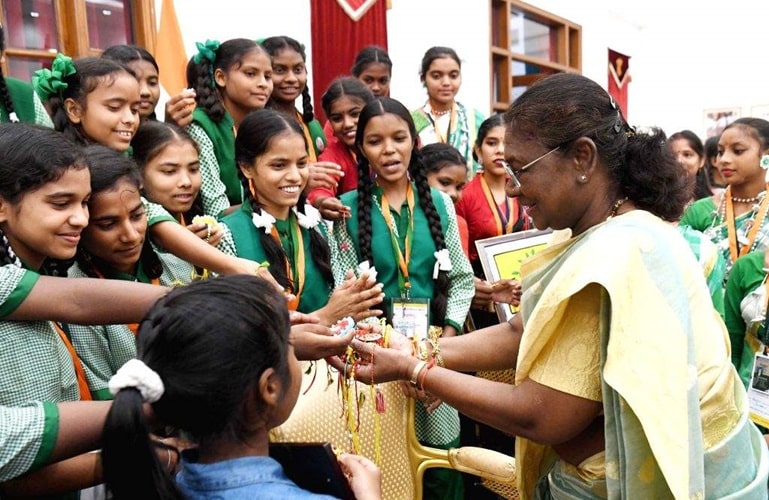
475, 229, 553, 322
703, 107, 741, 138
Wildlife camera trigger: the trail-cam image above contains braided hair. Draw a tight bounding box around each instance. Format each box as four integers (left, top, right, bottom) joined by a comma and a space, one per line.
76, 145, 162, 280
355, 98, 450, 323
235, 108, 333, 290
103, 275, 291, 500
187, 38, 264, 124
0, 26, 18, 122
261, 36, 315, 124
0, 123, 87, 270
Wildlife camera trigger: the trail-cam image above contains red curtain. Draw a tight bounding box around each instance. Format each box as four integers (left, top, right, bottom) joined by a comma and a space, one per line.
310, 0, 388, 122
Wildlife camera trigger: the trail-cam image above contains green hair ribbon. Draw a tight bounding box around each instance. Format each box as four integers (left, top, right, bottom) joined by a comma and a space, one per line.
193, 39, 221, 64
32, 53, 76, 102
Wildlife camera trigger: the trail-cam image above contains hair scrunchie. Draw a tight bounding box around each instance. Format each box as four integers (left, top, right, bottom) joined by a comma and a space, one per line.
109, 359, 165, 403
193, 39, 220, 64
32, 53, 76, 101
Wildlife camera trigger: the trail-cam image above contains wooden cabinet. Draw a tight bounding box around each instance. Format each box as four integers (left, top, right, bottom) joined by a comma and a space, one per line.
490, 0, 581, 113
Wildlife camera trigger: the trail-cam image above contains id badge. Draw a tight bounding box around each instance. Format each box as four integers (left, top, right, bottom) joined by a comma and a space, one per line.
748, 353, 769, 428
390, 297, 430, 341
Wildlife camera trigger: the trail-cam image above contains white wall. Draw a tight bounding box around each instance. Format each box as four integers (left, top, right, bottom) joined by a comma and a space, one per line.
166, 0, 769, 139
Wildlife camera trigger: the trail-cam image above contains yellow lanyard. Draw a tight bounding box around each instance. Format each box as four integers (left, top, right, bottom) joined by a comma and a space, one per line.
380, 184, 416, 297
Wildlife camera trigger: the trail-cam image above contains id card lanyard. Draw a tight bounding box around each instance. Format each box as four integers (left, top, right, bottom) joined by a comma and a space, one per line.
380, 184, 415, 299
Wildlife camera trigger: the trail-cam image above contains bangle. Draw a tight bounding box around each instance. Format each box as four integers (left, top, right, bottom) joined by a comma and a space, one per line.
417, 358, 436, 391
166, 447, 172, 469
410, 360, 427, 386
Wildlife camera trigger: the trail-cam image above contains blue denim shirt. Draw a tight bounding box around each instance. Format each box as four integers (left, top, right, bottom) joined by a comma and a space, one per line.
176, 455, 339, 499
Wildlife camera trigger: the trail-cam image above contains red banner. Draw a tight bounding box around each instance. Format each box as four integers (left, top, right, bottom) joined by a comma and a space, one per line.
608, 49, 631, 119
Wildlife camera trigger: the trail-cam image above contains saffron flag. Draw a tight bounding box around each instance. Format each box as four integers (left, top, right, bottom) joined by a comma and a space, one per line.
155, 0, 187, 95
608, 49, 631, 119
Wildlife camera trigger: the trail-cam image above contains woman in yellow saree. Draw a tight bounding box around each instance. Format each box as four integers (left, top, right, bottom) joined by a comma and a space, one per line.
346, 73, 769, 498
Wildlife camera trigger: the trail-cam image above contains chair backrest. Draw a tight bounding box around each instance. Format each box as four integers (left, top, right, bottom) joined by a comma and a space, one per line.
270, 360, 416, 499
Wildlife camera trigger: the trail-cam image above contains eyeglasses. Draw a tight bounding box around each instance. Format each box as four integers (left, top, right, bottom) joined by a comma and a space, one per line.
503, 146, 561, 189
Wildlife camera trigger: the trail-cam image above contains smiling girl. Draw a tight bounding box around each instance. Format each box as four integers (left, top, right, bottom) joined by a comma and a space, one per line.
67, 146, 188, 400
411, 47, 484, 175
680, 118, 769, 277
35, 54, 140, 152
218, 108, 383, 323
309, 77, 374, 220
188, 38, 273, 213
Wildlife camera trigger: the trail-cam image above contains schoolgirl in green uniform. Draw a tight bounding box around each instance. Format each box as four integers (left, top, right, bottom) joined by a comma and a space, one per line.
67, 146, 191, 400
332, 97, 474, 500
262, 36, 327, 161
187, 38, 273, 213
217, 108, 383, 323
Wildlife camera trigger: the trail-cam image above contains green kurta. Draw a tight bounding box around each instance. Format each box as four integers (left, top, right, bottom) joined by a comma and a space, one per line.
724, 250, 768, 388
219, 201, 332, 314
190, 108, 241, 206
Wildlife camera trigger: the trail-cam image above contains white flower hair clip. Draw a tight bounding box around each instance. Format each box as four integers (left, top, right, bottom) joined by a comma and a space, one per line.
433, 249, 452, 279
252, 210, 276, 234
295, 203, 322, 229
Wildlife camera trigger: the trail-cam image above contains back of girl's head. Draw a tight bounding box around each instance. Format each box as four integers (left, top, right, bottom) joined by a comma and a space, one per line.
354, 98, 450, 322
668, 130, 704, 157
420, 46, 461, 79
321, 76, 374, 117
704, 135, 719, 162
421, 143, 467, 175
0, 123, 85, 204
189, 38, 263, 123
261, 36, 315, 124
506, 73, 688, 221
103, 275, 291, 500
102, 45, 159, 72
42, 57, 135, 144
351, 46, 392, 77
472, 114, 505, 162
723, 117, 769, 150
132, 120, 198, 167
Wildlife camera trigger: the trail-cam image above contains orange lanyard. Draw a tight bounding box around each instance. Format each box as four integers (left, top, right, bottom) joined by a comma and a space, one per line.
380, 184, 416, 297
725, 185, 769, 262
297, 111, 318, 163
479, 173, 513, 234
50, 322, 92, 401
270, 215, 305, 311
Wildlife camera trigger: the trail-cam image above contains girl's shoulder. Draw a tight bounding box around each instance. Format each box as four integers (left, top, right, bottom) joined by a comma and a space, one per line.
680, 196, 718, 229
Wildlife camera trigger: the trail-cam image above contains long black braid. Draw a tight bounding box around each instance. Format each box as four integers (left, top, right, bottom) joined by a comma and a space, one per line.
0, 26, 17, 123
356, 98, 450, 324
